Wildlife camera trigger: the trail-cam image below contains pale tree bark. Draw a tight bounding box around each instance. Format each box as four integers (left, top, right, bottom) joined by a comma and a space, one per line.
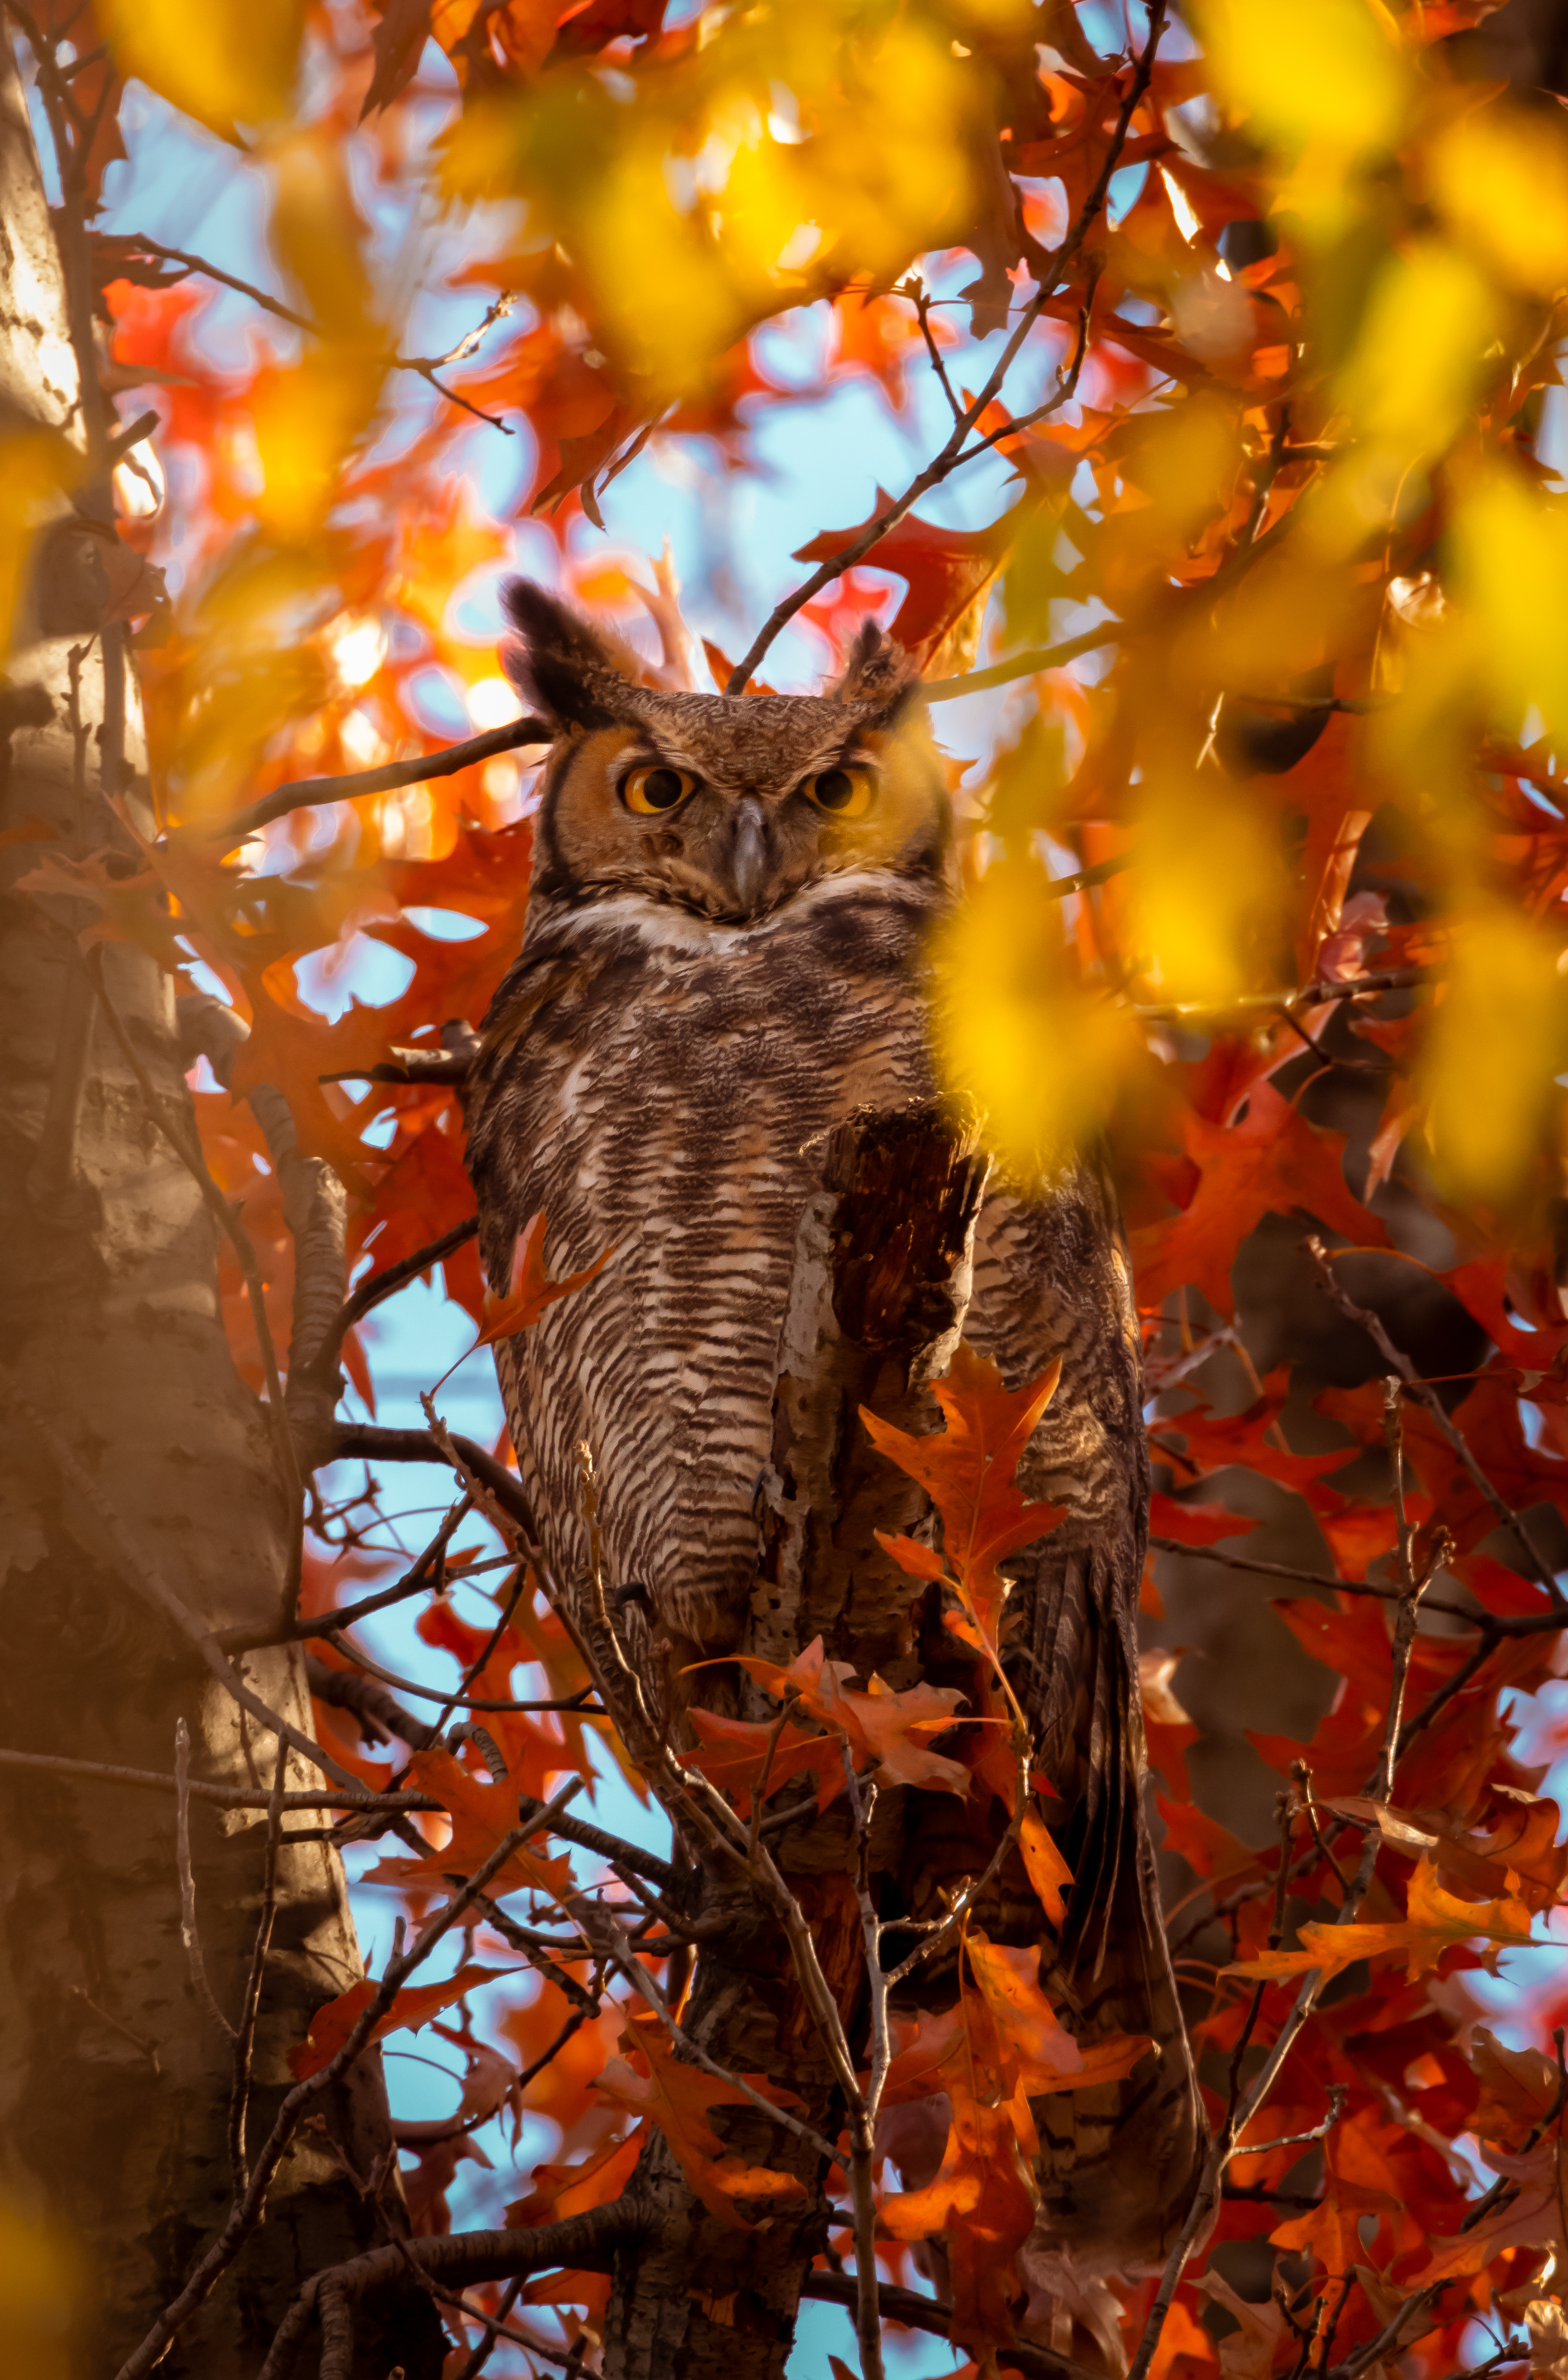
0, 36, 440, 2377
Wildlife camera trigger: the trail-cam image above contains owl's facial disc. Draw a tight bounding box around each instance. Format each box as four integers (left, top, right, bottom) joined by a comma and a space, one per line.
537, 705, 949, 921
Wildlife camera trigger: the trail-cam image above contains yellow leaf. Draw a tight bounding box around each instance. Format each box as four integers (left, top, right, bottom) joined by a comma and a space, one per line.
0, 428, 81, 656
1452, 464, 1568, 751
1132, 770, 1287, 1007
1419, 904, 1567, 1206
1428, 102, 1568, 299
932, 859, 1142, 1172
99, 0, 305, 135
1202, 0, 1407, 157
1303, 244, 1496, 557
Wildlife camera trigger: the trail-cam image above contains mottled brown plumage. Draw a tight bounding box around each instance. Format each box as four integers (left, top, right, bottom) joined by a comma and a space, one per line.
463, 582, 1203, 2360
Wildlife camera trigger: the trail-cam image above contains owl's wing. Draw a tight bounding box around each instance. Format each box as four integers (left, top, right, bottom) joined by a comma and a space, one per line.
962, 1164, 1206, 2291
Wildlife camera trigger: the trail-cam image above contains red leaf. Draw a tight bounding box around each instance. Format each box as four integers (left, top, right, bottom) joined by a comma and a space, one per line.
287, 1962, 502, 2081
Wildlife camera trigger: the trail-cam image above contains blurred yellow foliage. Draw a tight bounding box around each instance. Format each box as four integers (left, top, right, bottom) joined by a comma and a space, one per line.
1428, 103, 1568, 300
1305, 244, 1495, 557
448, 7, 975, 391
1132, 771, 1286, 1007
1420, 906, 1567, 1204
1452, 465, 1568, 751
1203, 0, 1407, 243
932, 860, 1140, 1174
99, 0, 305, 135
0, 2197, 84, 2380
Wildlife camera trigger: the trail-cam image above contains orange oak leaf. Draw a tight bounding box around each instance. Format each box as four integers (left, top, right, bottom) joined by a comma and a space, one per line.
588, 2011, 805, 2230
678, 1706, 847, 1817
361, 1747, 576, 1903
1225, 1857, 1535, 1985
1128, 1080, 1388, 1316
1270, 2167, 1400, 2279
286, 1962, 504, 2081
1323, 1793, 1568, 1914
863, 1340, 1067, 1650
730, 1636, 971, 1796
476, 1210, 614, 1346
880, 2092, 1036, 2352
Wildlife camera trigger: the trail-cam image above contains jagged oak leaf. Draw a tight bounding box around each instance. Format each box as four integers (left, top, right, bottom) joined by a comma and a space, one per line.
477, 1209, 614, 1345
880, 2094, 1038, 2353
679, 1706, 848, 1817
1128, 1079, 1388, 1317
860, 1341, 1067, 1647
287, 1962, 503, 2081
588, 2011, 805, 2230
731, 1636, 970, 1795
361, 1748, 576, 1902
1226, 1857, 1535, 1984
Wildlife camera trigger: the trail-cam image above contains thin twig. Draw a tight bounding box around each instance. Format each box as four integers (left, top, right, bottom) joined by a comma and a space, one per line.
296, 1218, 481, 1404
318, 1628, 603, 1719
219, 1494, 473, 1651
1149, 1533, 1475, 1620
845, 1754, 889, 2380
1303, 1236, 1564, 1605
1138, 964, 1435, 1023
229, 1738, 287, 2190
724, 0, 1168, 691
174, 1720, 235, 2041
90, 233, 517, 428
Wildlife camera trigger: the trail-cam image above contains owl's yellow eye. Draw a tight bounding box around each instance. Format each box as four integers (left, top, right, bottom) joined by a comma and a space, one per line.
802, 765, 875, 820
621, 763, 698, 816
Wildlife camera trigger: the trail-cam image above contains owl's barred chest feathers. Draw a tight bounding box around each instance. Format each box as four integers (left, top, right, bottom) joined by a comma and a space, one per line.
467, 871, 947, 1647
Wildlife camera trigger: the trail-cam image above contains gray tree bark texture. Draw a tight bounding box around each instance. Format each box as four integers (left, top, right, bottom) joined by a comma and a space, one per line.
0, 39, 440, 2378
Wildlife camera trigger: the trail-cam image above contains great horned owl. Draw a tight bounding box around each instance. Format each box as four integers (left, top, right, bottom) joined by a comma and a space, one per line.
464, 581, 1202, 2333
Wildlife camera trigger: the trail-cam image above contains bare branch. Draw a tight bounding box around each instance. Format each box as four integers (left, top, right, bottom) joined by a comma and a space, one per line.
88, 233, 518, 429
214, 717, 552, 847
723, 0, 1168, 691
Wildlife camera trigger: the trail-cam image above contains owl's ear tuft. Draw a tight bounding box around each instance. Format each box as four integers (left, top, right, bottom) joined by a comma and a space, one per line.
500, 579, 645, 732
828, 619, 918, 721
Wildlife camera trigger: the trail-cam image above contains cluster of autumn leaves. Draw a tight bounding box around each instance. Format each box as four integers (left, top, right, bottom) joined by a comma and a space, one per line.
18, 0, 1568, 2369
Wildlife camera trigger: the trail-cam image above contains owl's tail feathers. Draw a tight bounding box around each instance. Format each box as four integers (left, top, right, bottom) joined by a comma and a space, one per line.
1026, 1550, 1208, 2310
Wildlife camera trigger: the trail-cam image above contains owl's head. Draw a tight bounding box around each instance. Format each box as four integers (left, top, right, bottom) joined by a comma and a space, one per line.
500, 580, 952, 922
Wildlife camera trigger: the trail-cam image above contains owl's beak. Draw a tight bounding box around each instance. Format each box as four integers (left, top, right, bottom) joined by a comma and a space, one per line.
728, 797, 768, 915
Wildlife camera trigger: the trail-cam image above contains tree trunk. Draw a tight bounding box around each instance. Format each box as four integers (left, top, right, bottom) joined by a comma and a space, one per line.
0, 39, 440, 2378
